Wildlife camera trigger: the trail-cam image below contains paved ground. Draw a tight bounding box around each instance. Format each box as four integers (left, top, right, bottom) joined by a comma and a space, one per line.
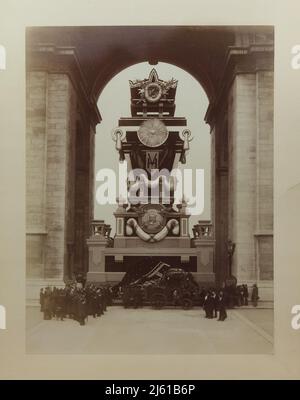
234, 309, 273, 337
26, 306, 273, 354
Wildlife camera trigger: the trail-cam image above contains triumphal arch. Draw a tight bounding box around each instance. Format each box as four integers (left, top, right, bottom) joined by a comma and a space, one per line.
26, 26, 274, 302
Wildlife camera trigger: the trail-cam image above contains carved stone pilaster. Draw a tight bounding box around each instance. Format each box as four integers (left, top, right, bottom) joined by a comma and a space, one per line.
205, 43, 274, 128
27, 44, 101, 127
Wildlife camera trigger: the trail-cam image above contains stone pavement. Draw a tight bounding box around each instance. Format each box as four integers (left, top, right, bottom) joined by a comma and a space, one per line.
26, 306, 273, 355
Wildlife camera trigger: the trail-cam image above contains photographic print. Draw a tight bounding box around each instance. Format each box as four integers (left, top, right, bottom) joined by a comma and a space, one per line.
1, 0, 300, 382
25, 25, 274, 355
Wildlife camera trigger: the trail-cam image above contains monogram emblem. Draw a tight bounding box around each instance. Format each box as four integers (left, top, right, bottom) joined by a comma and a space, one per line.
138, 204, 166, 234
146, 151, 159, 172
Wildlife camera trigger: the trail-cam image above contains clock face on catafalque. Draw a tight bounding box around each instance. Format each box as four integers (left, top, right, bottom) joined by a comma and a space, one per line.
137, 119, 169, 148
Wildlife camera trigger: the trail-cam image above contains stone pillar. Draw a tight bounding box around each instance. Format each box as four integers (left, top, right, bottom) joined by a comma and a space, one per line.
228, 73, 257, 281
26, 45, 101, 302
192, 222, 215, 284
116, 217, 125, 237
87, 124, 96, 271
212, 115, 229, 285
73, 117, 93, 278
255, 71, 273, 271
86, 239, 107, 282
254, 70, 274, 300
26, 71, 48, 279
26, 72, 77, 300
206, 41, 274, 300
228, 70, 273, 299
26, 72, 77, 281
44, 74, 77, 280
86, 221, 110, 282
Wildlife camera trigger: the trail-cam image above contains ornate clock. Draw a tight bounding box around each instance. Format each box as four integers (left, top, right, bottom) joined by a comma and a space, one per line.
137, 119, 169, 148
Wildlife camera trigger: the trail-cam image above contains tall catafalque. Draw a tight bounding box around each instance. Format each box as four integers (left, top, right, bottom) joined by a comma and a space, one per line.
87, 69, 215, 284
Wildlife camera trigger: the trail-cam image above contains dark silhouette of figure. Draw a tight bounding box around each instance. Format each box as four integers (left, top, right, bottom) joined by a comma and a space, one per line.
251, 284, 259, 307
217, 291, 227, 321
243, 284, 249, 306
203, 291, 214, 319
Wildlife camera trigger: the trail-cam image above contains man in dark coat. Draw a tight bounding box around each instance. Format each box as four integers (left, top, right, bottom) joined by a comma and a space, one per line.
251, 284, 259, 307
217, 290, 227, 321
243, 284, 249, 306
77, 296, 87, 326
203, 291, 214, 319
211, 290, 218, 318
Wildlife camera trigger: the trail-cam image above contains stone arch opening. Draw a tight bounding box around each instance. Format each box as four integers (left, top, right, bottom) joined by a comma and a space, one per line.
26, 26, 274, 301
92, 57, 215, 104
94, 60, 211, 237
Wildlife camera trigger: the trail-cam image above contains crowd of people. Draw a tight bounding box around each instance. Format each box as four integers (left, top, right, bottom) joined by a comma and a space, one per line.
200, 284, 260, 322
39, 280, 260, 325
39, 283, 113, 326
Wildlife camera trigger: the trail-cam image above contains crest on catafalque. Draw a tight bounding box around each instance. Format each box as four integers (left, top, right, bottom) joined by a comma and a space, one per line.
129, 68, 178, 104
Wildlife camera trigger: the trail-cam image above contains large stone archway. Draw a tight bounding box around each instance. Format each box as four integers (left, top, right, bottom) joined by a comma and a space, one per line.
26, 26, 274, 301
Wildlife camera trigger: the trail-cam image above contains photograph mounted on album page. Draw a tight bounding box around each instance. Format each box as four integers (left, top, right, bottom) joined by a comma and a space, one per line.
0, 0, 300, 380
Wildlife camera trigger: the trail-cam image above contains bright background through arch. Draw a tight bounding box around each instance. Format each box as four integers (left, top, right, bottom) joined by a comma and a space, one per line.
95, 62, 211, 235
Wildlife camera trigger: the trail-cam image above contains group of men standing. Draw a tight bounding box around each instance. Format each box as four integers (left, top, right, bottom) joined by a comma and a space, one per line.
203, 290, 228, 321
202, 284, 260, 321
39, 280, 260, 325
40, 283, 113, 326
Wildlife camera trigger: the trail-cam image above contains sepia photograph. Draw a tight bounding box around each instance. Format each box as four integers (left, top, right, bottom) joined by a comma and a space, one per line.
25, 25, 274, 354
1, 0, 300, 383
